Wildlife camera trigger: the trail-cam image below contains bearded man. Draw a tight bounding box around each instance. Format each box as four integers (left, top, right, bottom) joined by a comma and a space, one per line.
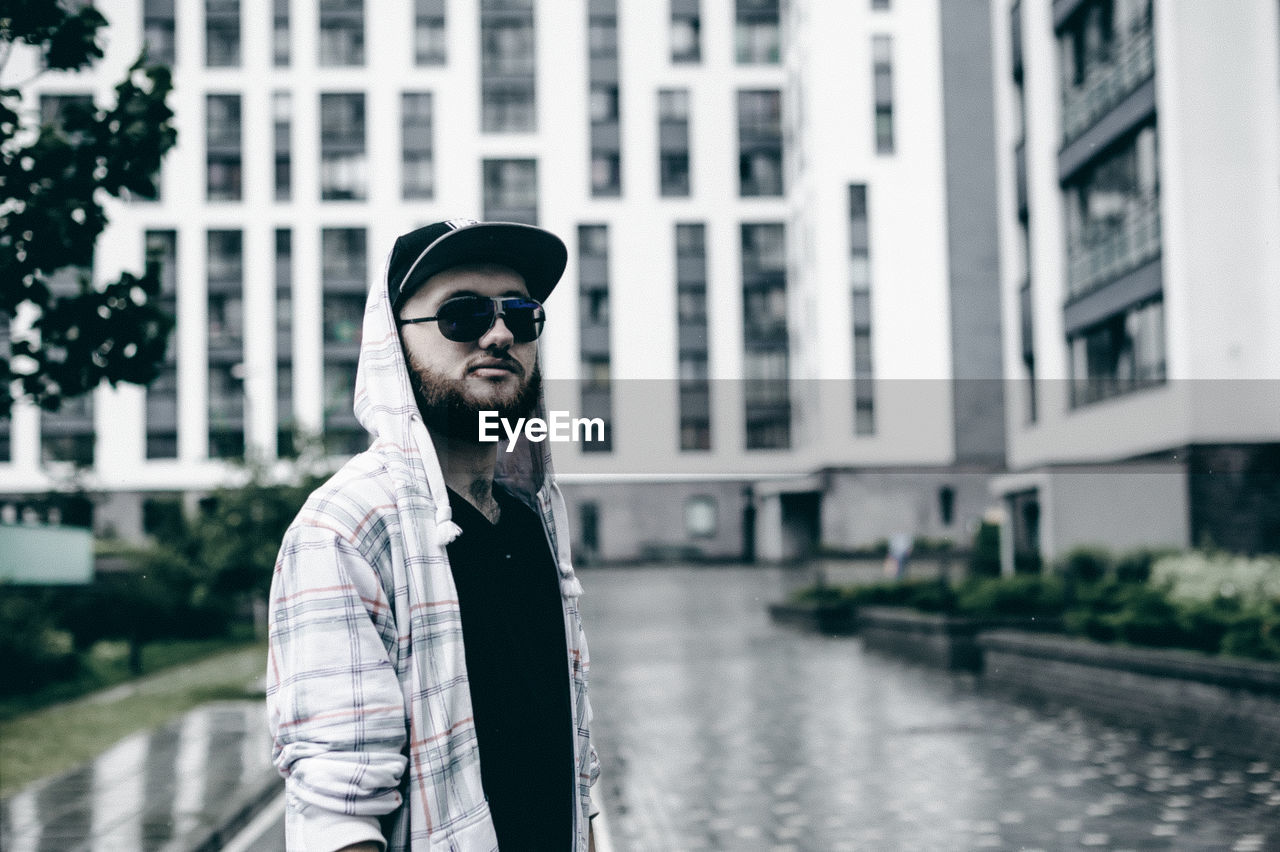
267, 220, 598, 851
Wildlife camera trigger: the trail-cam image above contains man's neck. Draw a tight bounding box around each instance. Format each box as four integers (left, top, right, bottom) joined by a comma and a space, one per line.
430, 427, 501, 523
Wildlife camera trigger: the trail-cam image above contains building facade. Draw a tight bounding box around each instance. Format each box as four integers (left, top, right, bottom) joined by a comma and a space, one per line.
2, 0, 1005, 562
991, 0, 1280, 567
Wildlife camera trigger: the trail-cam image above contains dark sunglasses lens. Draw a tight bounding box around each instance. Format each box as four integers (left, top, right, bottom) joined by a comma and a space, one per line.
436, 298, 495, 341
502, 299, 545, 342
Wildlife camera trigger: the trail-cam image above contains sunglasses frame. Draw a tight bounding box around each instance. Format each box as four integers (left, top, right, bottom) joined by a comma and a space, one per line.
398, 294, 546, 343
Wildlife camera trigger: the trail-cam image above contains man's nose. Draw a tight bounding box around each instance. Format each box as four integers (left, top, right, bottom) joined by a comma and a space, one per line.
478, 313, 515, 349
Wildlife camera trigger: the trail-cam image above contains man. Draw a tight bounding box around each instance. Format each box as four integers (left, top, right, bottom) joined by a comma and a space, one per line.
268, 219, 598, 851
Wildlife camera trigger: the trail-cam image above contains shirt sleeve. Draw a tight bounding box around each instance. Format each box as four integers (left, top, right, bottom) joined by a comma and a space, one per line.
267, 522, 409, 845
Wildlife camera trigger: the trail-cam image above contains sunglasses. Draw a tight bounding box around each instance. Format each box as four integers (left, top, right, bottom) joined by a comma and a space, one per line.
398, 295, 546, 343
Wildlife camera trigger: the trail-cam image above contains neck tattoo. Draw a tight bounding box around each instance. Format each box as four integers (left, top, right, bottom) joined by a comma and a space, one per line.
470, 478, 499, 522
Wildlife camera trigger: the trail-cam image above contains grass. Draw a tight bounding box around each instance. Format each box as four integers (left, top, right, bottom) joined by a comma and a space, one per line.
0, 640, 267, 798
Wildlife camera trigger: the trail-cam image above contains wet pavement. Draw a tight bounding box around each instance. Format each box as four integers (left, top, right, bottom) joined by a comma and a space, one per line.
5, 565, 1279, 851
581, 566, 1279, 851
1, 701, 278, 852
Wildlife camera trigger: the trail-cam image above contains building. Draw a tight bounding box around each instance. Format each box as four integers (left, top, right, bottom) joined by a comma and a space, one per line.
2, 0, 1006, 562
991, 0, 1280, 567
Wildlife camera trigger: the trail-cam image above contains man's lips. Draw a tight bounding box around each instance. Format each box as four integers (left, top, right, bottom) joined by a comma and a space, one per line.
468, 359, 521, 378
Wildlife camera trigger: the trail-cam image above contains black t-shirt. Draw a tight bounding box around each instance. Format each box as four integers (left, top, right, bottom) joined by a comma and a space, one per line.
445, 485, 573, 850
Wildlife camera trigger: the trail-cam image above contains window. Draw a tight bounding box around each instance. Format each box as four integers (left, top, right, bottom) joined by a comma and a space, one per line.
579, 502, 600, 556
145, 230, 178, 459
276, 229, 295, 458
205, 0, 240, 67
872, 35, 894, 155
483, 159, 538, 224
670, 0, 701, 63
588, 1, 621, 197
659, 89, 691, 197
41, 393, 95, 466
481, 0, 536, 132
273, 0, 290, 66
742, 223, 789, 449
738, 90, 783, 196
685, 496, 717, 537
320, 93, 367, 201
319, 0, 364, 66
143, 0, 176, 65
321, 228, 368, 292
274, 92, 291, 201
735, 0, 780, 64
677, 224, 710, 450
402, 93, 434, 199
579, 225, 613, 452
206, 94, 241, 201
849, 184, 875, 434
1064, 123, 1160, 299
322, 229, 367, 454
414, 0, 446, 64
207, 230, 243, 459
1069, 296, 1165, 407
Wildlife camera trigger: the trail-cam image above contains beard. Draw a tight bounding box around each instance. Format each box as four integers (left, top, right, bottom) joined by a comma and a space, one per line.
405, 349, 543, 443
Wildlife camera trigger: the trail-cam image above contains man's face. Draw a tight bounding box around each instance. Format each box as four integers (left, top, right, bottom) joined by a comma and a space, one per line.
398, 263, 541, 438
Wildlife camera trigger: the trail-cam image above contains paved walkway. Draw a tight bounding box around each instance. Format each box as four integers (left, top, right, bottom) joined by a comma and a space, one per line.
1, 700, 280, 852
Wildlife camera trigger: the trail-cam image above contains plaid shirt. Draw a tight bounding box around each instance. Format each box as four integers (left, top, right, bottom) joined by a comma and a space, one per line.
267, 261, 597, 851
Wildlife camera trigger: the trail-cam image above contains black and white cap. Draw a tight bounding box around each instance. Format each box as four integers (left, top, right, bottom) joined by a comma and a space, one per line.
387, 218, 568, 309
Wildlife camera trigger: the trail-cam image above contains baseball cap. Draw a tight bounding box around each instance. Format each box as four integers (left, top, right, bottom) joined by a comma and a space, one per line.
388, 218, 568, 309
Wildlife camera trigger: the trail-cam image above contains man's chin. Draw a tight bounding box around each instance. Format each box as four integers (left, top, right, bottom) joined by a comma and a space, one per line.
460, 380, 525, 412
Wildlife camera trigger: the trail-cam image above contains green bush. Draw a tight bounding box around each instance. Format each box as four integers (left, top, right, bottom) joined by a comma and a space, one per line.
0, 592, 79, 698
956, 574, 1066, 618
1219, 604, 1280, 661
846, 579, 957, 613
1057, 547, 1112, 583
968, 522, 1001, 577
1152, 551, 1280, 607
1114, 548, 1176, 584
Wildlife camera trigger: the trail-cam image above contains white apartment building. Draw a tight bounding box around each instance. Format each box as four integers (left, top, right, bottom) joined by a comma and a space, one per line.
991, 0, 1280, 567
2, 0, 1005, 561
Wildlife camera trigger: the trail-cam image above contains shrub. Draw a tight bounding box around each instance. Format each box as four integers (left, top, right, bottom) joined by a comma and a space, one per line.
956, 575, 1066, 618
968, 522, 1001, 577
1114, 548, 1175, 583
0, 591, 79, 698
1151, 551, 1280, 608
847, 579, 957, 613
1057, 547, 1112, 583
1219, 604, 1280, 661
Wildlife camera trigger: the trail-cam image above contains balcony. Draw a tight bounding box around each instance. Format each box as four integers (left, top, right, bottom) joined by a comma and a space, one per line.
1062, 27, 1154, 145
1066, 197, 1161, 302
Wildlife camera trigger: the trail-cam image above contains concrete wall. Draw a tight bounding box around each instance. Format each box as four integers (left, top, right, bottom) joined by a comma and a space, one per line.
939, 0, 1006, 467
1006, 462, 1189, 561
820, 467, 999, 553
558, 478, 750, 563
980, 630, 1280, 763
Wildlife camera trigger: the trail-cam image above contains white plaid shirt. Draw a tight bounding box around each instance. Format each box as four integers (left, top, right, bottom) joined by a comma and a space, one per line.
267, 261, 597, 851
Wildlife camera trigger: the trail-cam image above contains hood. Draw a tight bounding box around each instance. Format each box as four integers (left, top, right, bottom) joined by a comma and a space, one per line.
352, 250, 552, 544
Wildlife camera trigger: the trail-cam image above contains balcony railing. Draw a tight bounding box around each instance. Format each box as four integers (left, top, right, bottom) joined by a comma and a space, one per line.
1061, 27, 1154, 144
1066, 197, 1161, 301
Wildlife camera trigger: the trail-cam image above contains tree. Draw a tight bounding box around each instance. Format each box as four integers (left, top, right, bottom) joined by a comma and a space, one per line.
1, 1, 177, 419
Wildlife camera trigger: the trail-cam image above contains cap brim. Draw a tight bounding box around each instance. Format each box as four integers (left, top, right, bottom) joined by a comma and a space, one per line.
398, 222, 568, 306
